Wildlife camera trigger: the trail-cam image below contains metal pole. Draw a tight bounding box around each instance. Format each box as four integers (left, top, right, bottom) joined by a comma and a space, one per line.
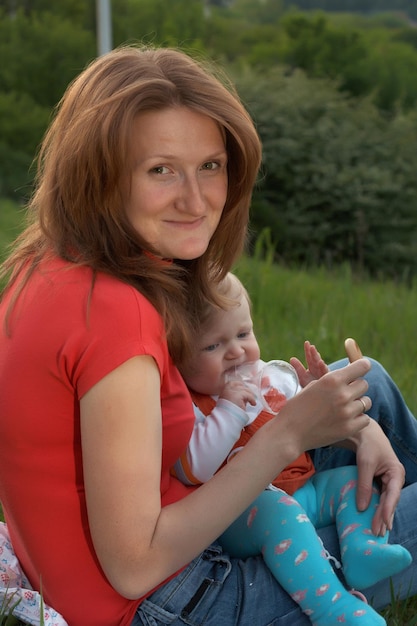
96, 0, 113, 56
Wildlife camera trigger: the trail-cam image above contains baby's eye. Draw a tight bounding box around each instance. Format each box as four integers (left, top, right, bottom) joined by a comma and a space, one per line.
202, 343, 219, 352
237, 332, 249, 339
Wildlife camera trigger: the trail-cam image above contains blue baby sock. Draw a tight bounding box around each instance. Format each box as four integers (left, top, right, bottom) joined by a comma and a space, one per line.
335, 473, 412, 590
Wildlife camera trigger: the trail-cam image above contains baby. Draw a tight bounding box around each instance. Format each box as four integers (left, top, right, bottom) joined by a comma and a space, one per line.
175, 272, 411, 626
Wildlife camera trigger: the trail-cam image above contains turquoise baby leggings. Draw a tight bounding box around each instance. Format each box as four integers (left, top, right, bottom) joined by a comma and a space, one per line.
219, 466, 411, 625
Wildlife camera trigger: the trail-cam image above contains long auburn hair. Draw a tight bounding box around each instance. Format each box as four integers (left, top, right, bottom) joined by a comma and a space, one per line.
0, 45, 262, 365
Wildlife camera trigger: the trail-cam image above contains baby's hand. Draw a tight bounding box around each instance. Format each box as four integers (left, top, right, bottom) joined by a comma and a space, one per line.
290, 341, 329, 388
219, 380, 257, 410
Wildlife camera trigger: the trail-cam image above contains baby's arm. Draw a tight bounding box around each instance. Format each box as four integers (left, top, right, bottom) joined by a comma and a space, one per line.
173, 382, 257, 485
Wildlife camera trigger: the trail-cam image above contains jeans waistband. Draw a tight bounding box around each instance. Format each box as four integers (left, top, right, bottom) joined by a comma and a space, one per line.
133, 544, 232, 625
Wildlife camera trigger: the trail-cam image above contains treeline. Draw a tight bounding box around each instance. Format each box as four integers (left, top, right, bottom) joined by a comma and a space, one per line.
282, 0, 417, 21
1, 0, 417, 280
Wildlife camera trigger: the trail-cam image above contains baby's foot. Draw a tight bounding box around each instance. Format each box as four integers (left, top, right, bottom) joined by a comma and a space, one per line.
343, 541, 412, 590
309, 589, 386, 626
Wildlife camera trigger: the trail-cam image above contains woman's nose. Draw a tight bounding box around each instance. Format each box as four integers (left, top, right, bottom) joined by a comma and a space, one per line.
176, 175, 205, 215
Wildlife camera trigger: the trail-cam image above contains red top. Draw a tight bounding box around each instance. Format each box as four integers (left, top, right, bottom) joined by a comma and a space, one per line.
0, 257, 195, 626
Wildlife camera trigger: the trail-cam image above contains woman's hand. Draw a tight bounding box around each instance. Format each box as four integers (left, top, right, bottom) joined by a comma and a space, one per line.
278, 358, 372, 454
348, 419, 406, 536
291, 341, 405, 534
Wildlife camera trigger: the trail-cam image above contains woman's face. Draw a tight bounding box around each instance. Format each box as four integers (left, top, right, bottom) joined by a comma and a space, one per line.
124, 106, 228, 260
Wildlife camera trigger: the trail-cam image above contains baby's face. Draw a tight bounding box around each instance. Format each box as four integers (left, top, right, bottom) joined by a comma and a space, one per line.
181, 291, 260, 396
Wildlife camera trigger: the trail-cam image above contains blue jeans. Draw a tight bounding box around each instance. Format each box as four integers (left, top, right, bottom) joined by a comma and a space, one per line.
313, 357, 417, 484
132, 359, 417, 625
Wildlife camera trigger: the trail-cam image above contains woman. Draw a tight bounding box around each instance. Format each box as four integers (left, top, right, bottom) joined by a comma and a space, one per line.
1, 44, 417, 626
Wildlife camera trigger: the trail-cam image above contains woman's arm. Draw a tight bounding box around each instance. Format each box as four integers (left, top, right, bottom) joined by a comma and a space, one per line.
80, 354, 371, 600
294, 340, 406, 535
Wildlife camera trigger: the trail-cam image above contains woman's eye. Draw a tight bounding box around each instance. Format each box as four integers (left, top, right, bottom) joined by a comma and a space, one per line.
201, 161, 219, 171
151, 165, 169, 175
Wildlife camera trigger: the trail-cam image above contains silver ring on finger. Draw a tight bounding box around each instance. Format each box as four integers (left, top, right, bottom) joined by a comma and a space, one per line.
359, 397, 367, 413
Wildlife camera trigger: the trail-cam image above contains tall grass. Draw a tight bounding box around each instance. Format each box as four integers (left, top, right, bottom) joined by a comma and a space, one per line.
1, 208, 417, 624
235, 229, 417, 413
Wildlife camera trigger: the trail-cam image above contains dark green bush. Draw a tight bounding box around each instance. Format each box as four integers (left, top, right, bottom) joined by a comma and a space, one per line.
236, 67, 417, 280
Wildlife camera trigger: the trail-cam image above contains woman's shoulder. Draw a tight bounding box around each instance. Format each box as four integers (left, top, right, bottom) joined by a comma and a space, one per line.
94, 271, 159, 316
38, 257, 161, 321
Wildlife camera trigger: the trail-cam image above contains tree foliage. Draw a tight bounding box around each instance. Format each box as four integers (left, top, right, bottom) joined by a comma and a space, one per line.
236, 68, 417, 279
277, 11, 417, 112
281, 0, 417, 21
0, 6, 94, 198
112, 0, 207, 50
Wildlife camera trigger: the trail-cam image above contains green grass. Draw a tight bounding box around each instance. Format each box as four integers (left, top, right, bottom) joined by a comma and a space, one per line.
0, 599, 23, 626
235, 232, 417, 413
0, 199, 25, 264
1, 205, 417, 624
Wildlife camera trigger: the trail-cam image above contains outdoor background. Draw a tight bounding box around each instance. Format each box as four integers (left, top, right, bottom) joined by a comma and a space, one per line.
1, 1, 417, 624
2, 0, 417, 280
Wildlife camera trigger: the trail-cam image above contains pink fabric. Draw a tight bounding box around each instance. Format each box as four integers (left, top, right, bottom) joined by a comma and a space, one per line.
0, 521, 68, 626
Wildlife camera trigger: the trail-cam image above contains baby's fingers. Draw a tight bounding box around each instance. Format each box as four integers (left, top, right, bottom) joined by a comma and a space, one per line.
304, 341, 328, 378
